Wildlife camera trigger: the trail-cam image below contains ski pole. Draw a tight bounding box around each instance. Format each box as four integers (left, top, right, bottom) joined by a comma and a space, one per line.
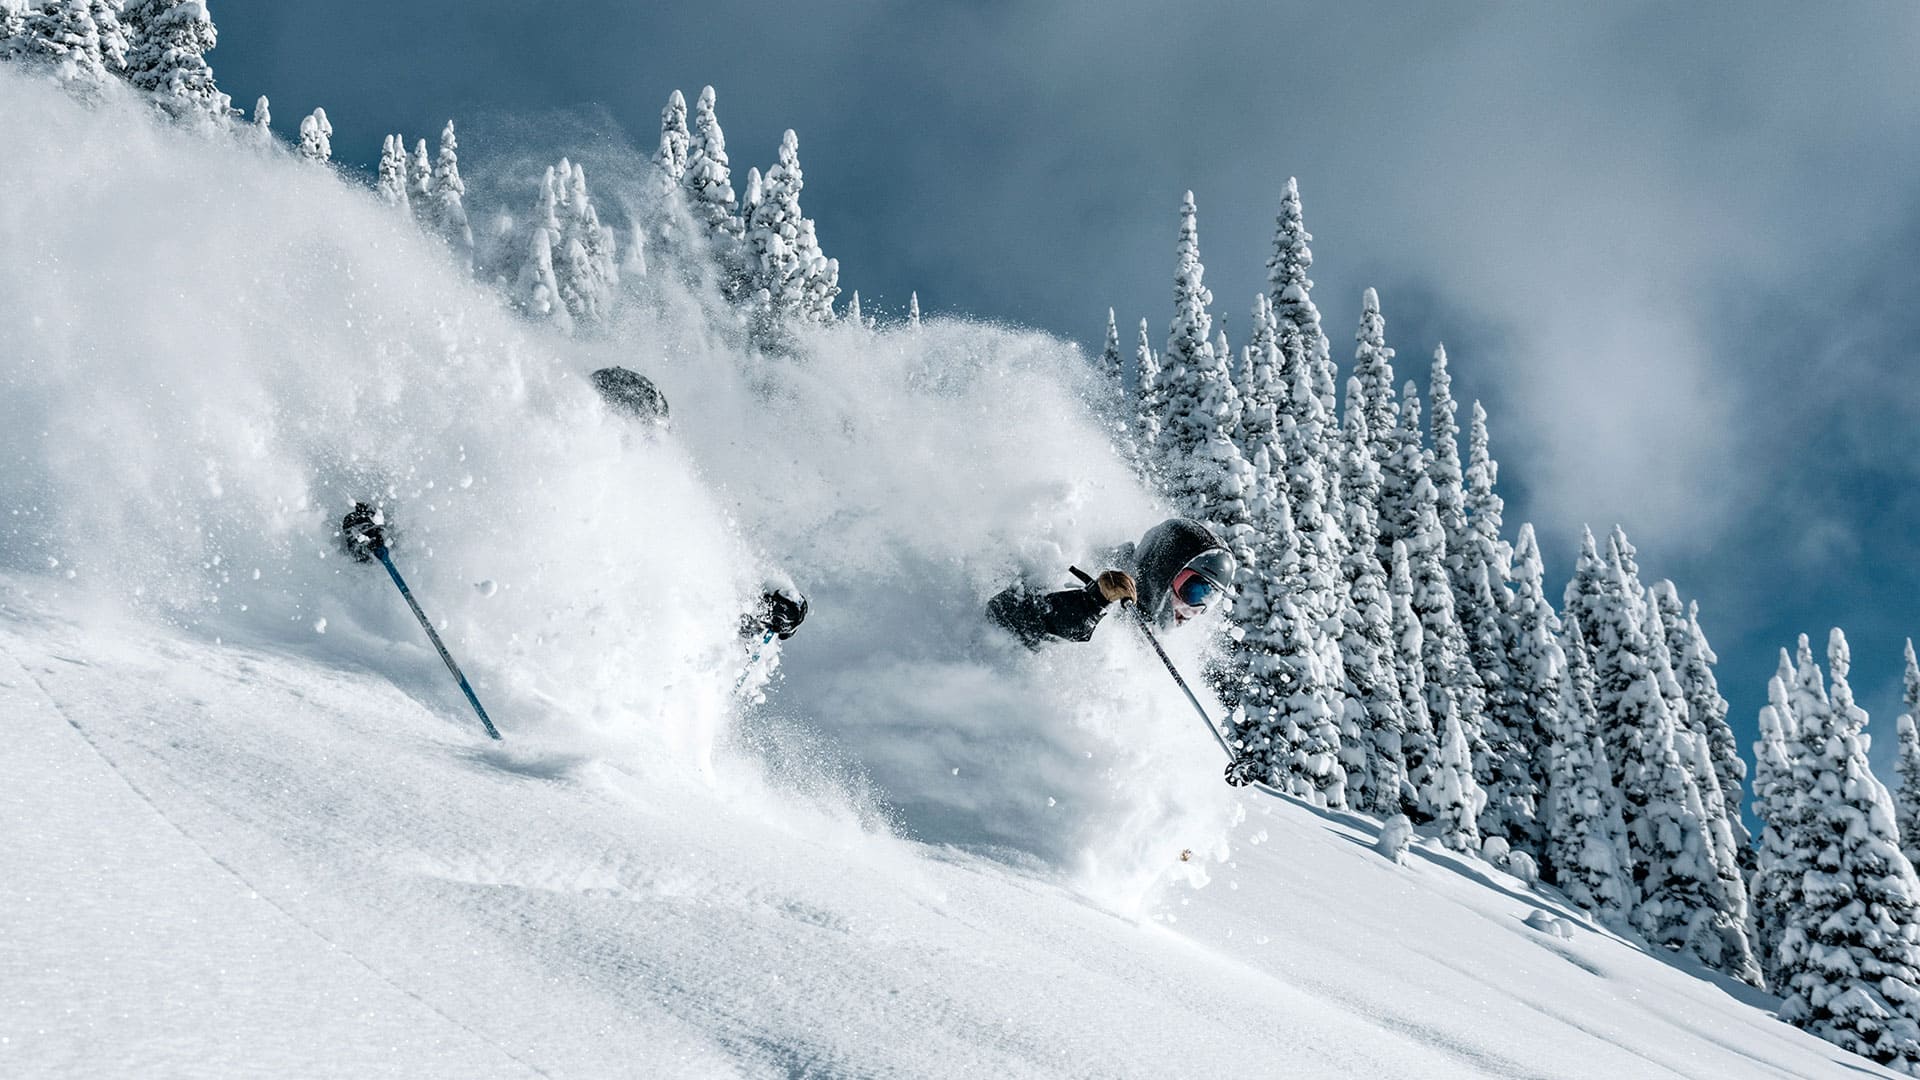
343, 503, 502, 740
1071, 565, 1282, 795
374, 545, 502, 740
1071, 567, 1232, 753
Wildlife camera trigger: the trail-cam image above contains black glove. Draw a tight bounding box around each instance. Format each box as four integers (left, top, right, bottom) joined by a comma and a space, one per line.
1223, 752, 1263, 788
744, 587, 809, 641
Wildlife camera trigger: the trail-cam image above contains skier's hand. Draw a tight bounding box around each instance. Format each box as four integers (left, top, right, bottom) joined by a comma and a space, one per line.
1095, 570, 1137, 606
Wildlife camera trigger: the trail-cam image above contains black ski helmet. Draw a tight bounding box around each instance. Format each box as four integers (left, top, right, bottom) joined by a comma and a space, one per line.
591, 366, 670, 430
1132, 517, 1235, 623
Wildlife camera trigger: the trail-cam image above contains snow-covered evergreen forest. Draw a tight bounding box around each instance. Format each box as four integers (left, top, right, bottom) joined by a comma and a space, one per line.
6, 5, 1920, 1077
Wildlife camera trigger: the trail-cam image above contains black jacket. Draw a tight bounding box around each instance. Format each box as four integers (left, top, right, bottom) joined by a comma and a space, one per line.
985, 517, 1225, 649
985, 580, 1111, 649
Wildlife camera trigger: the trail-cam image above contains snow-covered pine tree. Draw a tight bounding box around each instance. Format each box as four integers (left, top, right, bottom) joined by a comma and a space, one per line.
1272, 319, 1361, 795
844, 290, 863, 327
1349, 287, 1399, 477
0, 3, 20, 58
741, 165, 790, 328
1497, 524, 1566, 862
551, 159, 619, 328
740, 166, 763, 234
1464, 401, 1509, 580
93, 0, 126, 72
1375, 384, 1431, 576
743, 129, 835, 329
1643, 583, 1754, 980
1267, 177, 1335, 419
1231, 343, 1256, 427
18, 0, 109, 84
1275, 321, 1342, 628
1429, 346, 1469, 567
1588, 535, 1759, 984
1232, 296, 1280, 517
797, 224, 838, 325
1131, 318, 1162, 485
122, 0, 227, 121
1390, 541, 1439, 820
1775, 630, 1920, 1073
1424, 694, 1486, 853
1470, 557, 1537, 859
1428, 363, 1511, 833
398, 138, 428, 215
1751, 647, 1810, 988
1232, 502, 1346, 808
1338, 384, 1406, 816
376, 135, 410, 210
683, 85, 743, 290
1544, 613, 1633, 923
1562, 525, 1609, 658
1898, 641, 1920, 870
1408, 473, 1494, 824
296, 107, 331, 164
1100, 308, 1124, 401
430, 120, 473, 269
1155, 191, 1254, 531
1230, 490, 1303, 794
656, 88, 689, 191
515, 165, 568, 332
1652, 582, 1752, 876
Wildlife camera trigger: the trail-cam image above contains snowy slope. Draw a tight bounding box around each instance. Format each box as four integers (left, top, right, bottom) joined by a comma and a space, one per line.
0, 68, 1895, 1079
1, 578, 1885, 1079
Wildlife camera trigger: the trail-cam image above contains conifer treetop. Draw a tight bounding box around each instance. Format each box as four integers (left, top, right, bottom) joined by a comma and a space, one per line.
1352, 286, 1398, 469
124, 0, 229, 121
657, 88, 689, 188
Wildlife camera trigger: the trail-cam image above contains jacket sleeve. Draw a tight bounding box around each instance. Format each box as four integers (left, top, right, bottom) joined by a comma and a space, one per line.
986, 582, 1112, 649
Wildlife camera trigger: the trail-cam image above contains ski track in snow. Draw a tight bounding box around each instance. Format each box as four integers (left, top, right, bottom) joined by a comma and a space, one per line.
0, 615, 553, 1078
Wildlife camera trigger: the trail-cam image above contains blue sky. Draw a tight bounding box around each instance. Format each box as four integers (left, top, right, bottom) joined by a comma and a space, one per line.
210, 3, 1920, 784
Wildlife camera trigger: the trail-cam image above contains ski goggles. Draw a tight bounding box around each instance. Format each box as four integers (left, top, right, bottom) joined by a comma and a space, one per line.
1169, 549, 1235, 615
1171, 568, 1218, 609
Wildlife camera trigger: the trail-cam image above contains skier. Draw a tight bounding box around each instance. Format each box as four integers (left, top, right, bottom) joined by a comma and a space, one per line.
986, 517, 1235, 649
742, 578, 808, 642
735, 572, 808, 703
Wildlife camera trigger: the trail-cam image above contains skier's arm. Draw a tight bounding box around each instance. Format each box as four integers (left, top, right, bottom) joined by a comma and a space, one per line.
986, 571, 1134, 648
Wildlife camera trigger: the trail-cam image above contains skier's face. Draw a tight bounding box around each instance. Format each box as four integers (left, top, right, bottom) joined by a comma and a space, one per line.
1169, 567, 1218, 623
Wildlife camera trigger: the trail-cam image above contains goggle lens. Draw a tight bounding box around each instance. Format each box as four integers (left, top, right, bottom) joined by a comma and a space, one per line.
1173, 569, 1215, 608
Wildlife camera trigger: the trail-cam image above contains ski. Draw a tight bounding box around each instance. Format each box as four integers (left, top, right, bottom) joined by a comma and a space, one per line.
342, 503, 502, 740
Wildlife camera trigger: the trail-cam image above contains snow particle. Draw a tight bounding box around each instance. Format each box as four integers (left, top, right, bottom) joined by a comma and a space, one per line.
313, 617, 328, 635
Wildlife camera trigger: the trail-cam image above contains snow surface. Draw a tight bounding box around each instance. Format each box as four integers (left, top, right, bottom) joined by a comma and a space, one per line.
0, 69, 1895, 1078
